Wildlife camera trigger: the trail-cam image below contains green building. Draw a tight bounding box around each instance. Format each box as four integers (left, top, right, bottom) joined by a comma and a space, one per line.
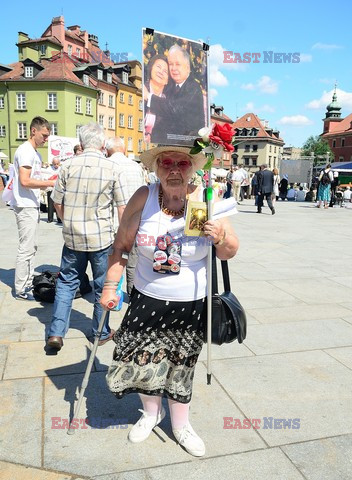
0, 57, 98, 164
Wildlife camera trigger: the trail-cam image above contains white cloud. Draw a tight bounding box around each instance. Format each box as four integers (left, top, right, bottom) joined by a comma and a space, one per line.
299, 53, 312, 63
209, 67, 229, 87
318, 78, 335, 85
127, 52, 134, 59
241, 82, 255, 90
306, 88, 352, 110
209, 88, 218, 101
243, 102, 275, 113
312, 42, 343, 51
208, 44, 247, 89
278, 115, 313, 126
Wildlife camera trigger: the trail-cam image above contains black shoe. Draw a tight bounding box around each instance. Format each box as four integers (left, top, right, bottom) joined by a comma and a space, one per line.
257, 209, 262, 213
271, 208, 275, 215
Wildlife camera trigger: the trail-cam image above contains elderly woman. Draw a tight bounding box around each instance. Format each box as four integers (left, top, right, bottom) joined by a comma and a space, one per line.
100, 146, 239, 457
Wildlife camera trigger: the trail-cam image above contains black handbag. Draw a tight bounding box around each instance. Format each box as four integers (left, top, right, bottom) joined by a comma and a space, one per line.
204, 247, 247, 345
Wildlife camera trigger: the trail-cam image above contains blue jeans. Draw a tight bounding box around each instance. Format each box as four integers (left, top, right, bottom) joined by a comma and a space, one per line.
48, 245, 111, 339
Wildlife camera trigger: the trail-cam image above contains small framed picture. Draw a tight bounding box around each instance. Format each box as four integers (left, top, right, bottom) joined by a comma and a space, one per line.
184, 201, 208, 236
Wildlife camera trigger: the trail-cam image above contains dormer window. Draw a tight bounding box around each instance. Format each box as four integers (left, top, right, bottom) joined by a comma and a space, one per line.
68, 45, 72, 56
97, 69, 103, 80
76, 48, 81, 57
83, 74, 89, 86
107, 73, 112, 84
24, 66, 33, 78
40, 45, 46, 55
122, 71, 128, 84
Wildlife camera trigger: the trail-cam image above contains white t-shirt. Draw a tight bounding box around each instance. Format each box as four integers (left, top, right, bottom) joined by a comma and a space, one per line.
343, 190, 351, 201
12, 141, 42, 207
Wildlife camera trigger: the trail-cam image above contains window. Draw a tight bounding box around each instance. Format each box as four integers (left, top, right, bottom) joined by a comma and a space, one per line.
138, 139, 143, 153
128, 115, 133, 128
108, 95, 114, 107
107, 73, 112, 84
244, 157, 250, 166
108, 116, 114, 129
75, 96, 82, 113
119, 113, 124, 127
269, 145, 272, 152
128, 94, 133, 105
76, 125, 82, 138
17, 122, 27, 139
332, 139, 336, 148
128, 137, 133, 151
99, 114, 104, 127
83, 74, 89, 86
341, 138, 345, 147
0, 125, 6, 137
252, 158, 257, 166
16, 93, 26, 110
122, 72, 129, 84
139, 99, 143, 111
138, 118, 143, 132
120, 92, 125, 103
274, 146, 277, 153
244, 144, 250, 152
99, 92, 104, 105
76, 48, 81, 57
24, 66, 33, 78
86, 99, 92, 115
68, 45, 72, 56
0, 97, 4, 108
40, 44, 46, 55
120, 136, 125, 144
50, 123, 58, 135
47, 93, 57, 110
252, 145, 258, 152
97, 69, 103, 80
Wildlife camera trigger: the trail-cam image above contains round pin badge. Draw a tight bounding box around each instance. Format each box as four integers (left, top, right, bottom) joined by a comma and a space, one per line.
153, 261, 162, 271
165, 234, 173, 245
170, 264, 180, 273
168, 253, 181, 265
154, 250, 167, 264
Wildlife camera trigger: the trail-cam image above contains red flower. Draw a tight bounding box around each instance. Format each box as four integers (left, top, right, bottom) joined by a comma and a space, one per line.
209, 123, 235, 152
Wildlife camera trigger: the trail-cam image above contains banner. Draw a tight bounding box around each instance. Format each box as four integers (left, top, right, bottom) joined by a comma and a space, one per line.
142, 29, 209, 147
48, 135, 79, 164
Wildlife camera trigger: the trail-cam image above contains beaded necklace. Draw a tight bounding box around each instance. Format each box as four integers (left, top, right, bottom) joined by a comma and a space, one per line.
158, 188, 186, 217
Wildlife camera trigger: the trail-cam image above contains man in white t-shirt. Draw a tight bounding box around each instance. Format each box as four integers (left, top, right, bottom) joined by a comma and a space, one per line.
343, 187, 351, 202
11, 116, 56, 300
231, 166, 246, 203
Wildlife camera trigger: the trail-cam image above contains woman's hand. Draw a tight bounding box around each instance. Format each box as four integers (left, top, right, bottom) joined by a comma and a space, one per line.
100, 289, 119, 311
202, 220, 225, 245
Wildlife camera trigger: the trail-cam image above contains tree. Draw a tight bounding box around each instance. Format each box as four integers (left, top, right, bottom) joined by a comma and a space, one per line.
302, 135, 333, 165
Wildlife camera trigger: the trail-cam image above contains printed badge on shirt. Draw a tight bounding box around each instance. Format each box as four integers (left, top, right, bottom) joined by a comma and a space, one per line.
153, 232, 182, 274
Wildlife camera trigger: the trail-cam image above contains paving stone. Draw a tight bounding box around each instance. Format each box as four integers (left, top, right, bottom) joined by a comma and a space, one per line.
342, 316, 352, 325
146, 447, 305, 480
211, 350, 352, 446
0, 378, 42, 467
269, 278, 352, 304
244, 319, 352, 355
0, 344, 8, 379
0, 461, 72, 480
0, 324, 21, 343
282, 434, 352, 480
94, 471, 150, 480
42, 364, 264, 477
330, 275, 352, 289
341, 303, 352, 312
247, 304, 352, 324
3, 339, 93, 379
324, 346, 352, 369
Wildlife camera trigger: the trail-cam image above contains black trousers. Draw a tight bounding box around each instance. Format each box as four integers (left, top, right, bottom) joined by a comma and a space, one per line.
258, 192, 274, 211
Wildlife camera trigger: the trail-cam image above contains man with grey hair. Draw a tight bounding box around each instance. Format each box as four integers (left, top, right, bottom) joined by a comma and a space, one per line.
47, 123, 129, 351
106, 136, 146, 296
144, 44, 205, 145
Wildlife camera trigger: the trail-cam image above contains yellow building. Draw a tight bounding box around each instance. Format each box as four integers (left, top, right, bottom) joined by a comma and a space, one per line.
112, 61, 143, 159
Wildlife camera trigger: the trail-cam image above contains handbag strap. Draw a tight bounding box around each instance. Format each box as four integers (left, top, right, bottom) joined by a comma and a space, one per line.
212, 246, 232, 294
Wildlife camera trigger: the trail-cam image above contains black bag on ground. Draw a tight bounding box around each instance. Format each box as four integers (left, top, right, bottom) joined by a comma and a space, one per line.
32, 271, 92, 303
204, 247, 247, 345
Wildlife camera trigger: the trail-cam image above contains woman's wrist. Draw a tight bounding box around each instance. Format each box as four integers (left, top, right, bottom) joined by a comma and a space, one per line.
214, 229, 226, 246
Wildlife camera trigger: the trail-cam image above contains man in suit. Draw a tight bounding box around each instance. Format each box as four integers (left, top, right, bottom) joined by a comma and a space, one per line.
145, 45, 205, 145
257, 164, 275, 215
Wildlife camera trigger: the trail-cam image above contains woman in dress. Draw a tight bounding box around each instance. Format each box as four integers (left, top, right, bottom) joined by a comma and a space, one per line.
144, 55, 169, 143
100, 146, 239, 457
317, 163, 334, 209
272, 167, 280, 204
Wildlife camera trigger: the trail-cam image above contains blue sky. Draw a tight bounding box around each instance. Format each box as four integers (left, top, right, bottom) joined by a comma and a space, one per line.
1, 0, 351, 147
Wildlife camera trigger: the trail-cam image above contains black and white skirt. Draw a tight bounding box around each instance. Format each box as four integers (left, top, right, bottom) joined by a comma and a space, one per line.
106, 289, 206, 403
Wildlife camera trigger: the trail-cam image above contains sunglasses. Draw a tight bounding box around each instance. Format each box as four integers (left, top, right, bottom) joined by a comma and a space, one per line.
158, 157, 192, 171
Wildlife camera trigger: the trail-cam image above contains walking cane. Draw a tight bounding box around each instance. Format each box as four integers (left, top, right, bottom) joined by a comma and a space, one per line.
206, 174, 213, 385
67, 308, 111, 435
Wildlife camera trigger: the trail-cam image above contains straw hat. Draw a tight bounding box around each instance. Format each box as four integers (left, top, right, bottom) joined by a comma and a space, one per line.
139, 145, 206, 172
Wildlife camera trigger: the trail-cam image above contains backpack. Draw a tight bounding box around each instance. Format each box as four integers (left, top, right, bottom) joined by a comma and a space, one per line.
32, 271, 92, 303
321, 170, 331, 186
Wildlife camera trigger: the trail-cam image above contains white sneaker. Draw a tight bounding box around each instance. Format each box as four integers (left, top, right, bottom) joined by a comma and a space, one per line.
173, 423, 205, 457
128, 408, 166, 443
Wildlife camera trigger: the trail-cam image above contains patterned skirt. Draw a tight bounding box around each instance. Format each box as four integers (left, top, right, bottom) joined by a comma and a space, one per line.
317, 184, 331, 202
106, 289, 207, 404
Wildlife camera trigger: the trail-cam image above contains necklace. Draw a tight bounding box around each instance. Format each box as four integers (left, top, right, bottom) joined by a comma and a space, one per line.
159, 188, 186, 217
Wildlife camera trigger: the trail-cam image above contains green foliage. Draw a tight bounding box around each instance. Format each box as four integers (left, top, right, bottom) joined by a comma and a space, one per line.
302, 135, 333, 164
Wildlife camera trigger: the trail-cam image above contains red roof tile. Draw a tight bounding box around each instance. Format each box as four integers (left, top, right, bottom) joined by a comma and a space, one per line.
232, 112, 284, 142
322, 113, 352, 136
18, 36, 62, 47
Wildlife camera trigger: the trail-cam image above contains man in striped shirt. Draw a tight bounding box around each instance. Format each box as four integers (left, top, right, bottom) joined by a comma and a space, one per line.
47, 123, 128, 351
